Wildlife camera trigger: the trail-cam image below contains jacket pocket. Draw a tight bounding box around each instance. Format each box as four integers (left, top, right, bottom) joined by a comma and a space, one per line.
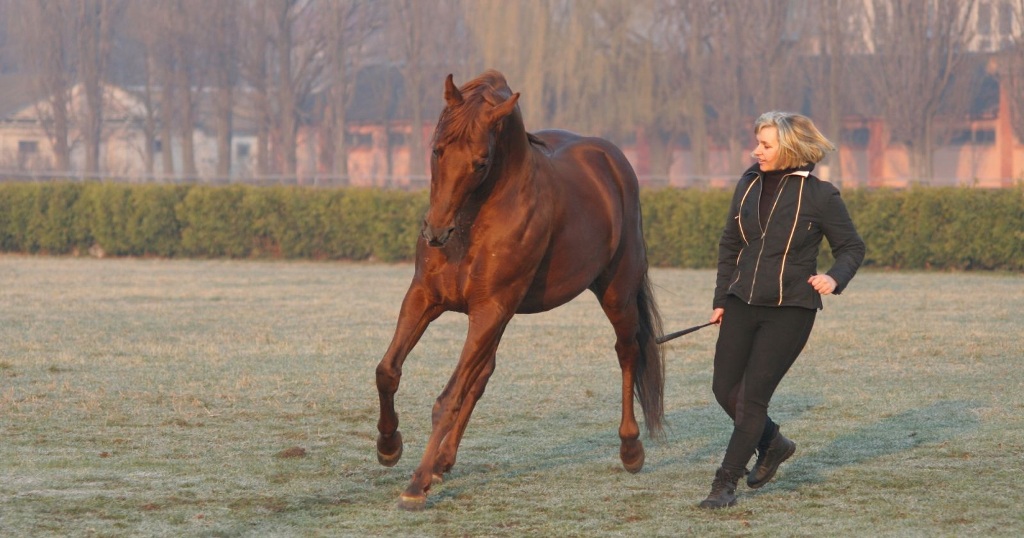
794, 218, 822, 249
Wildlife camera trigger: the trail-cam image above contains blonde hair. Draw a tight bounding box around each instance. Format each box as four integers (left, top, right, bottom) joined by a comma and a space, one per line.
754, 111, 836, 169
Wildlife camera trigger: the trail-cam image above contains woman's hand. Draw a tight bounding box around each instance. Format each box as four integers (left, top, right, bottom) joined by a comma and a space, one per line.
808, 274, 838, 295
710, 308, 725, 325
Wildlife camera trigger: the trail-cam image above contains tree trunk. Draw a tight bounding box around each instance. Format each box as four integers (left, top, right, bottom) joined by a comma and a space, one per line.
141, 52, 157, 176
215, 83, 234, 179
825, 0, 844, 184
175, 46, 198, 179
272, 0, 298, 178
158, 67, 175, 177
77, 0, 109, 176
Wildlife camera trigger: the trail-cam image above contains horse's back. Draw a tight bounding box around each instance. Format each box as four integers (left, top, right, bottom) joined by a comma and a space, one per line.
505, 129, 645, 313
533, 130, 642, 236
534, 129, 641, 200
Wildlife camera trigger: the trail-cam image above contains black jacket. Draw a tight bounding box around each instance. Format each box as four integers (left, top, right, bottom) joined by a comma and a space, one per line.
714, 163, 865, 311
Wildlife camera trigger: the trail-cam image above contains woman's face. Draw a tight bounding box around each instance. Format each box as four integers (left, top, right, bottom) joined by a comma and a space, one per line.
752, 126, 781, 172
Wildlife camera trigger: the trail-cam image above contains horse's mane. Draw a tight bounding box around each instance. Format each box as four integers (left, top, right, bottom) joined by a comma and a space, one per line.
434, 70, 547, 149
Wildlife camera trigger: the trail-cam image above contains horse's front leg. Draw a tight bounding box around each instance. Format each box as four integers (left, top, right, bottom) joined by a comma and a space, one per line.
431, 349, 497, 483
398, 308, 510, 510
375, 284, 444, 467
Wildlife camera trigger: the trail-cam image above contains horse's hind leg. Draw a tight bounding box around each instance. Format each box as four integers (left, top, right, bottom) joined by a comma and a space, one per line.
431, 350, 497, 482
608, 304, 647, 473
375, 284, 444, 467
594, 279, 648, 473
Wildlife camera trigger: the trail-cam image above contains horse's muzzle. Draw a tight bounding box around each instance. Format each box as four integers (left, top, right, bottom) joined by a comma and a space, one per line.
421, 222, 455, 247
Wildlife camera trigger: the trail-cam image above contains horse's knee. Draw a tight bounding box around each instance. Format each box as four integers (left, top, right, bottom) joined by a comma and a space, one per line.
376, 362, 401, 393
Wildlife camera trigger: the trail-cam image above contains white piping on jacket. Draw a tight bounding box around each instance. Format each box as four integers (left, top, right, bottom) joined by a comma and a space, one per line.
739, 170, 811, 305
778, 174, 808, 305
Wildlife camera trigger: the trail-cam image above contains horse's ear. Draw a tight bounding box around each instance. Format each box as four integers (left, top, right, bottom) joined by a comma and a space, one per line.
444, 74, 463, 107
488, 92, 520, 125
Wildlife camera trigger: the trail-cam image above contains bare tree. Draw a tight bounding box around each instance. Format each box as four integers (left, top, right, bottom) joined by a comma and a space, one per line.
258, 0, 327, 179
317, 1, 382, 180
177, 0, 211, 179
75, 0, 122, 175
123, 2, 159, 175
202, 0, 240, 179
386, 0, 463, 180
631, 0, 719, 183
866, 0, 979, 182
268, 0, 298, 176
820, 0, 855, 183
461, 0, 553, 129
1006, 0, 1024, 144
16, 1, 75, 172
238, 1, 273, 176
705, 1, 802, 174
542, 3, 613, 133
678, 1, 719, 182
799, 0, 871, 185
142, 0, 187, 178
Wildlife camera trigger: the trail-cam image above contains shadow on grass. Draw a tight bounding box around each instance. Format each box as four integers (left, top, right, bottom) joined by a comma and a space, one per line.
421, 394, 820, 506
385, 398, 980, 508
641, 392, 825, 471
770, 399, 982, 492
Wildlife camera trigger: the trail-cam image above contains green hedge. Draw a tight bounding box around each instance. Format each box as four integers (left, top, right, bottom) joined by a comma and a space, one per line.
0, 182, 1020, 270
0, 183, 428, 262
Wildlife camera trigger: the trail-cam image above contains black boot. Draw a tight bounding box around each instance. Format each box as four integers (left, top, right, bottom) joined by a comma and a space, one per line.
698, 467, 740, 509
747, 428, 796, 489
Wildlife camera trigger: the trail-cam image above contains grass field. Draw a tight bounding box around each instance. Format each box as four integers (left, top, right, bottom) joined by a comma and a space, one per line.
1, 255, 1021, 537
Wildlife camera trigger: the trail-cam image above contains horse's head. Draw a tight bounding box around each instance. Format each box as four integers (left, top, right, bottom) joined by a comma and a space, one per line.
422, 71, 521, 247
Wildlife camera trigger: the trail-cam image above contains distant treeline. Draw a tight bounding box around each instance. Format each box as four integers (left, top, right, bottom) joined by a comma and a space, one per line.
0, 182, 1021, 271
5, 2, 1023, 183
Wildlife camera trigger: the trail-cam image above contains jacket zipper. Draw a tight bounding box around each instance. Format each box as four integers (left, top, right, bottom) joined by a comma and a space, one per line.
748, 175, 789, 303
744, 171, 809, 305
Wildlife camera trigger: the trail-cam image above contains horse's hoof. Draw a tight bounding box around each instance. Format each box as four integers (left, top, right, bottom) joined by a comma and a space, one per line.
377, 431, 403, 467
620, 440, 645, 473
397, 493, 427, 511
622, 452, 645, 473
431, 473, 444, 485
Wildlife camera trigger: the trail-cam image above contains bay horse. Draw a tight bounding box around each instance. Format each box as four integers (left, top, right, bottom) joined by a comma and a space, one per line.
374, 70, 665, 510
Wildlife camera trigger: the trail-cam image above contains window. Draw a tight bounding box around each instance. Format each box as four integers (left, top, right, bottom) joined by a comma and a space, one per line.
978, 3, 992, 35
998, 4, 1013, 35
950, 128, 996, 145
974, 129, 996, 145
347, 132, 373, 147
236, 143, 250, 158
18, 140, 38, 168
18, 140, 38, 154
387, 132, 406, 146
841, 128, 870, 149
153, 139, 163, 152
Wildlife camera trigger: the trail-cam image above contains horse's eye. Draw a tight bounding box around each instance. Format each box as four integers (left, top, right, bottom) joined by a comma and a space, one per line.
474, 159, 488, 172
432, 147, 443, 158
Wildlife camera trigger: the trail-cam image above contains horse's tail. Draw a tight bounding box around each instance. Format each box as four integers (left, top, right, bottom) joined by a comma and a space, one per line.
635, 270, 666, 441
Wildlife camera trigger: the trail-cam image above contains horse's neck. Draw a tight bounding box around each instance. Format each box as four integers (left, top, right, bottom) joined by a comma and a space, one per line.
495, 121, 534, 177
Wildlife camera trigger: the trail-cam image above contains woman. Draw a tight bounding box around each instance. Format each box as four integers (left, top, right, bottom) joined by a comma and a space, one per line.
699, 111, 865, 509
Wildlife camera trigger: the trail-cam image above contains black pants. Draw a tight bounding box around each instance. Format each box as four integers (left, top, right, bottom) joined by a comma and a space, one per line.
713, 294, 816, 474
